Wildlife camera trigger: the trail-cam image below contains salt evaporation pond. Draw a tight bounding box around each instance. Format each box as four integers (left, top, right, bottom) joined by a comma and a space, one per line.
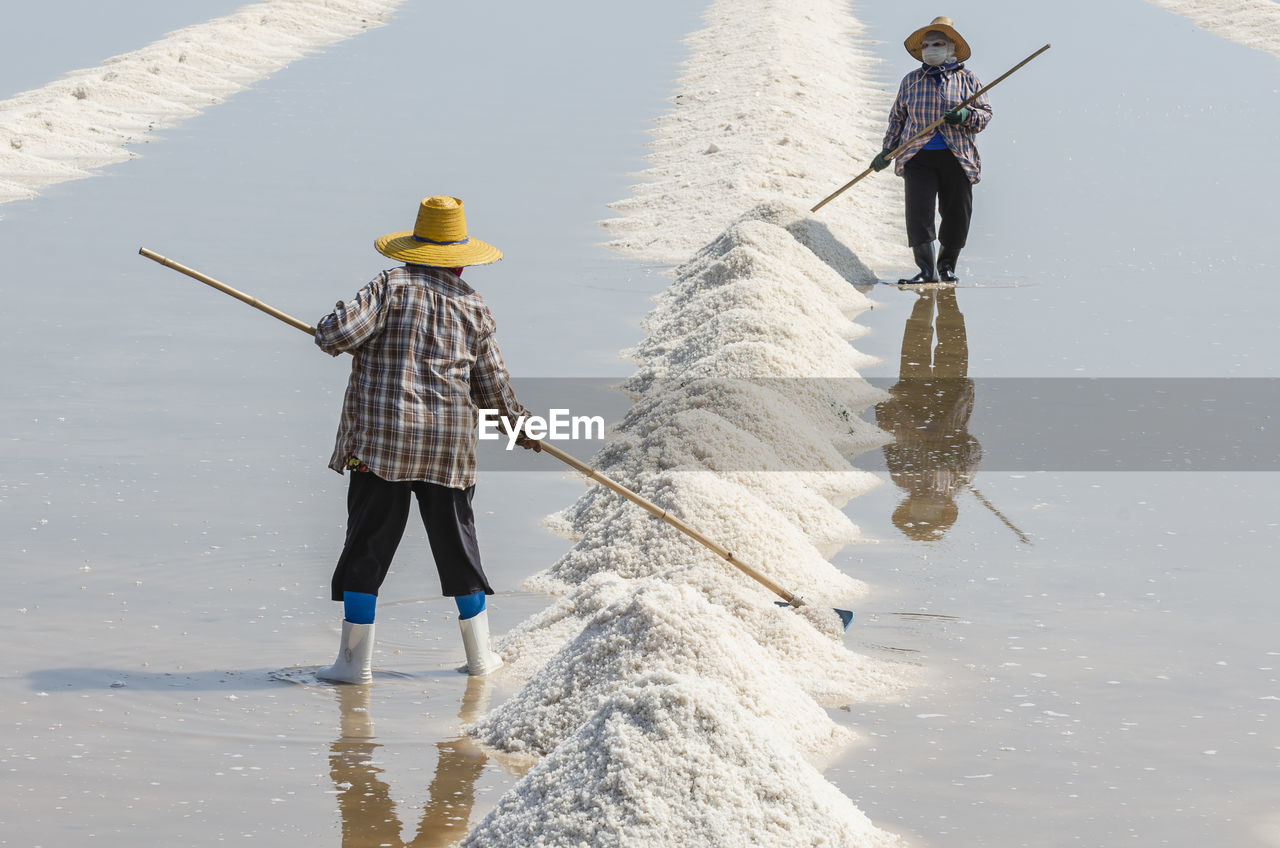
3, 0, 1278, 846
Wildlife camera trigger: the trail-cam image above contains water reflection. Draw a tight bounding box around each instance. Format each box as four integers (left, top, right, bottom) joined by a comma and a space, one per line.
874, 288, 980, 542
329, 678, 493, 847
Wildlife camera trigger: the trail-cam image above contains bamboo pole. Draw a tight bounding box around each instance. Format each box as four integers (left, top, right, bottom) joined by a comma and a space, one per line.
138, 248, 316, 335
810, 43, 1051, 213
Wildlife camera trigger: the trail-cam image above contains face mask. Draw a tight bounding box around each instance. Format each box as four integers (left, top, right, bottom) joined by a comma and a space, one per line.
921, 35, 954, 67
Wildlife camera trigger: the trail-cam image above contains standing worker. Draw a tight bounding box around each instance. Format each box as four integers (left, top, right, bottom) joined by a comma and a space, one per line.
872, 16, 992, 284
313, 195, 540, 684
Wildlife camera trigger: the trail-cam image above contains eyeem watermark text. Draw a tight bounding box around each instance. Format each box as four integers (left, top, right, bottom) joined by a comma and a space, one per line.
477, 408, 605, 450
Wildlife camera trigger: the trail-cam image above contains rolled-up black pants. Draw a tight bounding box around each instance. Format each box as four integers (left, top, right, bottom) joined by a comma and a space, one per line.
903, 148, 973, 250
330, 471, 493, 601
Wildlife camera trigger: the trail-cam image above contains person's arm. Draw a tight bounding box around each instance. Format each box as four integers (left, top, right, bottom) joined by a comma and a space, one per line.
314, 273, 388, 356
881, 78, 910, 151
948, 71, 992, 133
470, 318, 539, 449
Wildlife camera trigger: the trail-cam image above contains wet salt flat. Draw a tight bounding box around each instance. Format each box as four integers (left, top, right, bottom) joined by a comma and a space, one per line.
3, 0, 1279, 846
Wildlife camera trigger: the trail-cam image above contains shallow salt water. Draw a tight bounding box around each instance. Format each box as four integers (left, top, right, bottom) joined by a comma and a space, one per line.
3, 1, 1279, 846
827, 4, 1280, 844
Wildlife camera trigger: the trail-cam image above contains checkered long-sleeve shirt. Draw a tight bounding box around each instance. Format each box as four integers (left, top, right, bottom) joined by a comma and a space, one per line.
883, 64, 992, 184
315, 265, 528, 488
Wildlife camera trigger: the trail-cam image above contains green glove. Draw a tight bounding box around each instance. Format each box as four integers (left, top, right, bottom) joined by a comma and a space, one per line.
870, 150, 892, 172
944, 107, 971, 125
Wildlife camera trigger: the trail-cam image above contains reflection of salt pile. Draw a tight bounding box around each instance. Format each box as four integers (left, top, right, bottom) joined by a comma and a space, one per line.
462, 674, 902, 848
0, 0, 402, 206
463, 0, 909, 844
601, 0, 904, 269
1143, 0, 1280, 60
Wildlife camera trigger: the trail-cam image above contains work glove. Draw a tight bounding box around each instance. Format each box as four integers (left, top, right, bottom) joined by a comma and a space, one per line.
515, 432, 543, 452
870, 150, 892, 172
943, 107, 970, 125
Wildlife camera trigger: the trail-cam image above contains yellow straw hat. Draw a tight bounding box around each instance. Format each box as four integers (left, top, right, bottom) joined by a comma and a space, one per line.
374, 196, 503, 267
904, 16, 971, 63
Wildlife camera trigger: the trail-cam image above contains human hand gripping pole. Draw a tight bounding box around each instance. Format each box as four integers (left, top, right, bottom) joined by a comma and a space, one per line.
137, 248, 853, 631
810, 43, 1051, 213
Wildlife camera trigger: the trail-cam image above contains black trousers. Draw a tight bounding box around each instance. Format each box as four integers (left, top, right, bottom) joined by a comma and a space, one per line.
329, 471, 493, 601
903, 148, 973, 250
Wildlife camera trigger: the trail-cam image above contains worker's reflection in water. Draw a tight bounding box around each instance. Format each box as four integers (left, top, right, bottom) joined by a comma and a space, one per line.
875, 288, 981, 541
329, 676, 492, 847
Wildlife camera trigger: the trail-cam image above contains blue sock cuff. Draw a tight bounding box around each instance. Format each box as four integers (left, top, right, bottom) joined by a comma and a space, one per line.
343, 591, 377, 625
455, 590, 486, 621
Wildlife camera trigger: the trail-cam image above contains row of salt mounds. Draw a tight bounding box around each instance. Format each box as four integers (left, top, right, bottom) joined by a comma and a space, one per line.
600, 0, 905, 271
462, 674, 902, 848
459, 2, 909, 845
465, 209, 908, 839
0, 0, 401, 206
1144, 0, 1280, 59
511, 205, 900, 704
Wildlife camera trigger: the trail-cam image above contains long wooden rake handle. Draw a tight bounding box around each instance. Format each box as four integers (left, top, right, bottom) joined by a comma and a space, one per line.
810, 43, 1051, 213
538, 442, 801, 606
139, 248, 317, 335
138, 247, 813, 611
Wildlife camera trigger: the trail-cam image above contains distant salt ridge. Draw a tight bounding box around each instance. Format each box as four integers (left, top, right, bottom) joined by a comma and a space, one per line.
0, 0, 401, 207
1146, 0, 1280, 59
601, 0, 905, 271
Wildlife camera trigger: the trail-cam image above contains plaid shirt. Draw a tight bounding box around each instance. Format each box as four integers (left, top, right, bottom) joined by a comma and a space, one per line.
883, 64, 992, 184
315, 265, 528, 488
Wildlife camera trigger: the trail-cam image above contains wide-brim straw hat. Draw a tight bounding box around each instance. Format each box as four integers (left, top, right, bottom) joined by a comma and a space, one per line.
904, 16, 971, 63
375, 196, 502, 267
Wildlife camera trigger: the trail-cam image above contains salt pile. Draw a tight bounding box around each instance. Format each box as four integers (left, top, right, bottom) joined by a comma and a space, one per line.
462, 674, 903, 848
1144, 0, 1280, 59
470, 581, 854, 760
526, 468, 866, 605
0, 0, 401, 206
460, 0, 912, 843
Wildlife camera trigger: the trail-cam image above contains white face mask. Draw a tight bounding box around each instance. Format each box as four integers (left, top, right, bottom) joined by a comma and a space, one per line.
921, 33, 955, 67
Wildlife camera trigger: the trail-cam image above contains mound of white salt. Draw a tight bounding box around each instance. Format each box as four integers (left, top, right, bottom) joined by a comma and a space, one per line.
645, 218, 874, 327
496, 572, 637, 679
643, 268, 865, 351
503, 573, 861, 696
749, 201, 882, 287
624, 304, 869, 381
527, 468, 866, 601
613, 383, 863, 477
616, 369, 887, 461
665, 210, 877, 315
472, 580, 854, 760
460, 673, 904, 848
524, 511, 904, 706
616, 371, 885, 458
547, 460, 872, 558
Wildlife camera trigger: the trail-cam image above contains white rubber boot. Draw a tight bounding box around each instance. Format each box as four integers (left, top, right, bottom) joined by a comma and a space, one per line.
459, 609, 503, 676
317, 620, 374, 684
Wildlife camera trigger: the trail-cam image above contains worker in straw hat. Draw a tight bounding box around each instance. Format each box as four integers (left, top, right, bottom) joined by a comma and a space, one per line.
313, 196, 540, 684
871, 16, 992, 284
